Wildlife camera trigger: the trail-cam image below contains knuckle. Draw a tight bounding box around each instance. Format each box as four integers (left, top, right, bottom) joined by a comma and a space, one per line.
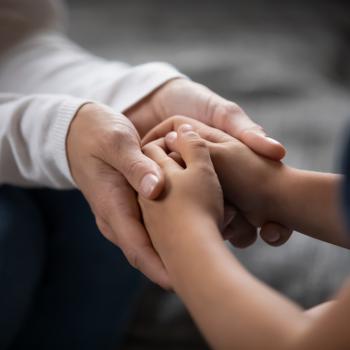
126, 158, 147, 177
172, 115, 192, 125
125, 248, 140, 269
168, 115, 182, 123
94, 196, 114, 222
95, 216, 111, 238
206, 100, 244, 130
107, 128, 130, 150
224, 101, 244, 116
98, 130, 117, 154
142, 144, 153, 156
251, 124, 265, 133
158, 157, 175, 169
186, 136, 206, 149
100, 125, 136, 155
195, 161, 215, 175
240, 124, 265, 137
181, 130, 198, 139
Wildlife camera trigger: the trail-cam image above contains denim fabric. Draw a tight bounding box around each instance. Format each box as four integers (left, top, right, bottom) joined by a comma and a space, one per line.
0, 186, 46, 349
0, 186, 143, 350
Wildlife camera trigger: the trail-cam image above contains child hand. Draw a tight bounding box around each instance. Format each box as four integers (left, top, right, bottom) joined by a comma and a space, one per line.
142, 116, 292, 246
139, 125, 224, 255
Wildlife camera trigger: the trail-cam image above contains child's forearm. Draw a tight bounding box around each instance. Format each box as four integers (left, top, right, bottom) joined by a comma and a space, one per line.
157, 218, 309, 350
272, 168, 349, 248
155, 216, 350, 350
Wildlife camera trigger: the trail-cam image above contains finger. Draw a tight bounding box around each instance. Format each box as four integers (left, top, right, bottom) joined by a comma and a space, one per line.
117, 217, 171, 289
239, 129, 286, 161
142, 116, 232, 146
142, 116, 190, 145
219, 108, 286, 160
142, 140, 182, 171
93, 176, 171, 289
225, 213, 258, 248
189, 89, 287, 160
164, 130, 194, 153
260, 222, 293, 247
171, 125, 212, 168
98, 115, 165, 199
124, 149, 165, 199
168, 151, 186, 168
116, 147, 164, 200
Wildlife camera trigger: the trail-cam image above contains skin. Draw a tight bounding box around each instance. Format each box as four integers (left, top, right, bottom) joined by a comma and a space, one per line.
139, 124, 350, 350
66, 78, 288, 288
143, 115, 295, 247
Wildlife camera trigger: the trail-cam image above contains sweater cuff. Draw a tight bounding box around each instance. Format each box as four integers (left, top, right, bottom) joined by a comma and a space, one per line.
109, 62, 187, 112
51, 98, 90, 187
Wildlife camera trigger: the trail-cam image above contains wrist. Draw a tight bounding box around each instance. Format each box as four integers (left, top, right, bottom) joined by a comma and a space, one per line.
153, 211, 221, 259
156, 216, 222, 265
265, 165, 297, 226
211, 142, 281, 225
66, 102, 95, 182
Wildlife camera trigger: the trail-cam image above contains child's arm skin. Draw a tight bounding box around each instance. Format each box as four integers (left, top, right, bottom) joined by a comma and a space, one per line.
139, 127, 350, 350
269, 168, 345, 247
142, 116, 349, 248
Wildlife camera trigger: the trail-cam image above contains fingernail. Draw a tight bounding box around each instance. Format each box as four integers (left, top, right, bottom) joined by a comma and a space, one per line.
265, 231, 281, 243
178, 124, 193, 133
140, 173, 159, 198
266, 137, 281, 145
166, 131, 177, 143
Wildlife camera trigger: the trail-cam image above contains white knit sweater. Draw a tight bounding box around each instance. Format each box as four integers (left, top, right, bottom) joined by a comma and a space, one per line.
0, 0, 183, 188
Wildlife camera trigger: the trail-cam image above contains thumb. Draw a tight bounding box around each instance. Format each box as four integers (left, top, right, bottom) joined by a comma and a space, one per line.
260, 222, 293, 246
99, 119, 165, 199
118, 148, 165, 199
172, 124, 212, 167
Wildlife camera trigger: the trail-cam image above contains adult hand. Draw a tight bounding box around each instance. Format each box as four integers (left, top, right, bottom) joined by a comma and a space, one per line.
66, 103, 171, 288
125, 78, 286, 160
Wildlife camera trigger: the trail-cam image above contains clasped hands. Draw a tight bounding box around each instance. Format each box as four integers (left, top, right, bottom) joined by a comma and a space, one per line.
139, 116, 293, 270
66, 78, 291, 289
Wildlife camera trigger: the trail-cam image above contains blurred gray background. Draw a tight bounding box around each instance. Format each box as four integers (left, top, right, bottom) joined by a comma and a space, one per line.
66, 1, 350, 348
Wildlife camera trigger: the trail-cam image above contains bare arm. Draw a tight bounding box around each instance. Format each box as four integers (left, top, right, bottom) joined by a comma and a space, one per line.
153, 214, 350, 350
140, 128, 350, 350
271, 168, 347, 247
160, 218, 307, 350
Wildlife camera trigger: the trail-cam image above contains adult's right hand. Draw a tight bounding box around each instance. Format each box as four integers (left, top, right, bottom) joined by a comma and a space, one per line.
66, 103, 170, 288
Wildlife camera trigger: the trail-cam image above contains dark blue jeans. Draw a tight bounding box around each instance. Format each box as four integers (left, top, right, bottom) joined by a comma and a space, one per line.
0, 186, 143, 350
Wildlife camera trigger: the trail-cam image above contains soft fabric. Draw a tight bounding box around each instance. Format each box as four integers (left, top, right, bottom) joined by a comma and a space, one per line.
0, 0, 184, 188
0, 187, 144, 350
342, 129, 350, 232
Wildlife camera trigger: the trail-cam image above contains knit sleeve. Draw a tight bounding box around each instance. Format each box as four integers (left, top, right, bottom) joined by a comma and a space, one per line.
0, 94, 89, 188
